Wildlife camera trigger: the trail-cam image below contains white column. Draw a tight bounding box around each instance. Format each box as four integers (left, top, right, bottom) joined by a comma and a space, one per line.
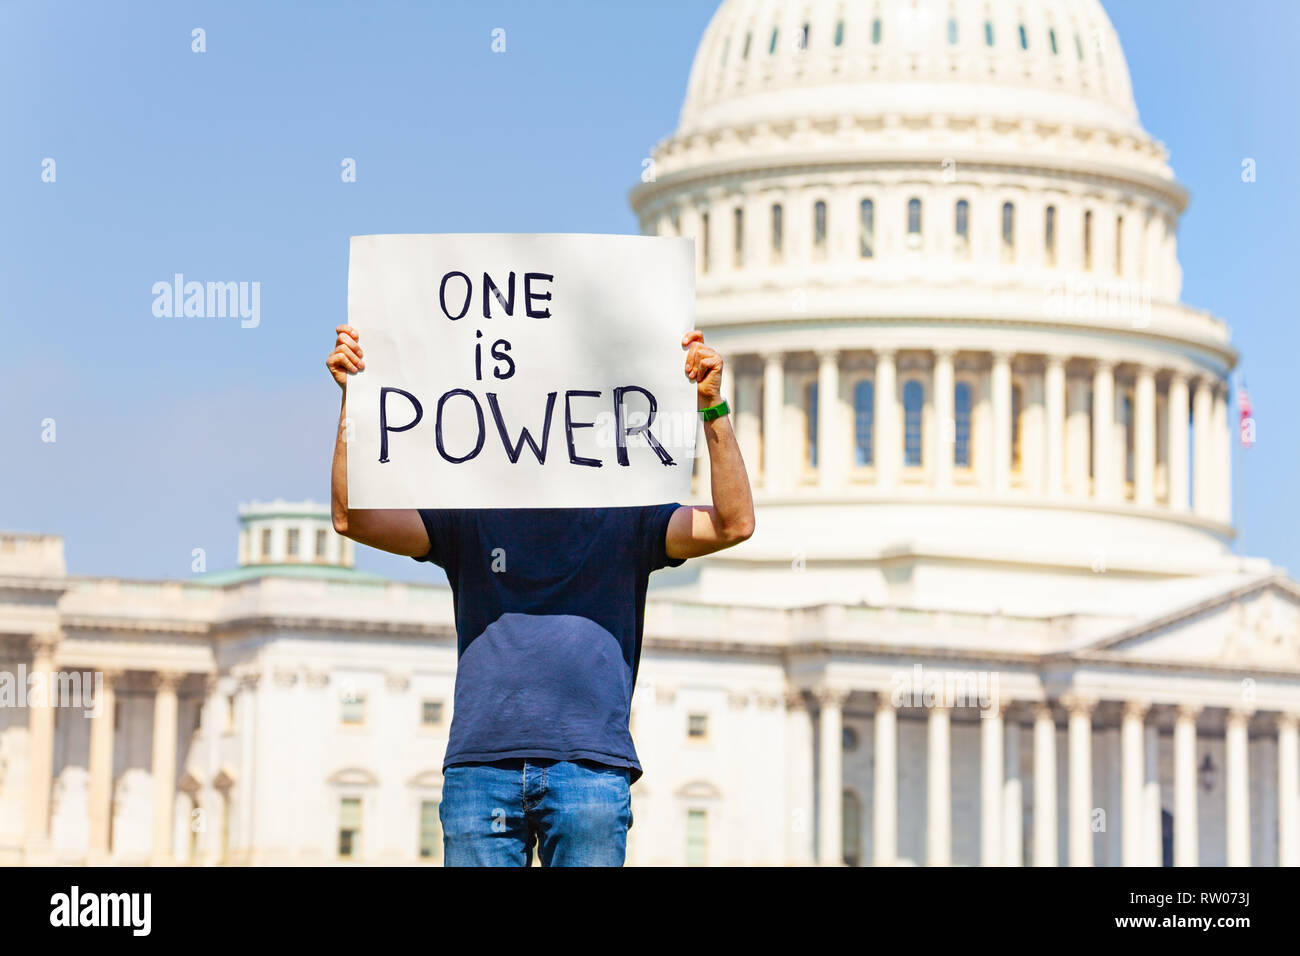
1143, 722, 1162, 866
991, 351, 1012, 494
1173, 704, 1200, 866
1120, 700, 1148, 866
980, 701, 1005, 866
150, 670, 185, 865
1168, 372, 1190, 511
1002, 717, 1023, 866
933, 350, 955, 491
1044, 355, 1066, 497
873, 693, 898, 865
1092, 360, 1116, 502
875, 350, 898, 491
1192, 377, 1213, 518
1278, 713, 1300, 867
816, 687, 847, 865
927, 706, 952, 866
762, 351, 785, 494
1064, 695, 1095, 867
23, 632, 60, 862
1225, 707, 1252, 867
817, 350, 841, 492
88, 669, 124, 864
1135, 365, 1156, 507
784, 690, 815, 865
1213, 382, 1231, 522
1032, 704, 1058, 867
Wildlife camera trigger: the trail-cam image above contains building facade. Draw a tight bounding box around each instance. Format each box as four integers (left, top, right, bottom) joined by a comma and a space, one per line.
2, 0, 1298, 866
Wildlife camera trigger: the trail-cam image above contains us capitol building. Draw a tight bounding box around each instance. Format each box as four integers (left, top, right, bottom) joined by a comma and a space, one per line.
3, 0, 1298, 866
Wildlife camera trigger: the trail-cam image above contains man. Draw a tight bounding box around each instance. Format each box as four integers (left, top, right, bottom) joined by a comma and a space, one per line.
327, 323, 754, 866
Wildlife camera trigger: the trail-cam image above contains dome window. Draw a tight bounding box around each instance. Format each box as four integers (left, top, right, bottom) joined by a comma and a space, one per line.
700, 211, 710, 273
1001, 202, 1015, 262
1083, 210, 1094, 271
947, 18, 958, 45
1075, 33, 1084, 61
854, 381, 874, 466
907, 198, 923, 246
955, 199, 970, 255
1049, 29, 1059, 55
984, 21, 994, 46
805, 380, 819, 467
742, 31, 752, 59
1115, 215, 1125, 275
769, 27, 779, 55
813, 201, 828, 261
1011, 383, 1025, 473
859, 200, 875, 258
903, 380, 925, 468
721, 37, 730, 67
733, 207, 744, 269
770, 203, 784, 264
799, 23, 810, 51
1018, 25, 1028, 50
835, 21, 845, 47
1045, 205, 1058, 266
954, 382, 973, 468
872, 18, 882, 45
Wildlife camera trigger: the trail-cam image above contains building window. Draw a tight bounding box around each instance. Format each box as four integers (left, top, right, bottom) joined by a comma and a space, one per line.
687, 713, 708, 740
341, 693, 366, 726
700, 212, 710, 273
903, 379, 924, 467
315, 528, 328, 559
954, 381, 973, 468
1049, 28, 1059, 55
1083, 210, 1094, 271
806, 380, 818, 467
260, 528, 272, 560
1115, 214, 1124, 275
1123, 392, 1135, 485
813, 200, 828, 260
872, 18, 882, 45
769, 27, 779, 54
834, 20, 844, 47
742, 32, 751, 59
771, 203, 784, 263
286, 528, 299, 559
419, 800, 441, 860
947, 18, 958, 44
799, 22, 810, 50
338, 797, 362, 859
1001, 202, 1015, 262
955, 199, 970, 253
686, 809, 708, 866
1045, 205, 1057, 266
854, 380, 874, 466
1018, 24, 1028, 49
842, 791, 862, 866
720, 37, 730, 67
985, 21, 994, 46
1075, 33, 1084, 60
421, 700, 443, 726
733, 207, 744, 268
859, 199, 875, 258
842, 726, 859, 751
907, 198, 923, 245
1011, 383, 1024, 472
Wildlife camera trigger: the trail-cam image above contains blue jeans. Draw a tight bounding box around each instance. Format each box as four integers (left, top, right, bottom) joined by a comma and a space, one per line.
440, 758, 633, 866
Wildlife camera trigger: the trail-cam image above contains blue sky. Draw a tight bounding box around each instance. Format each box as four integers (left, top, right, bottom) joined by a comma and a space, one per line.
3, 0, 1297, 583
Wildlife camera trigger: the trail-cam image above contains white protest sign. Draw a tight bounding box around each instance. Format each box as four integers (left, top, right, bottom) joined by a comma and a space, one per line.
346, 234, 698, 509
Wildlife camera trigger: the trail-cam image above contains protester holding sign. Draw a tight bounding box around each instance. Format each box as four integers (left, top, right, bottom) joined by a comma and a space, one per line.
326, 237, 754, 866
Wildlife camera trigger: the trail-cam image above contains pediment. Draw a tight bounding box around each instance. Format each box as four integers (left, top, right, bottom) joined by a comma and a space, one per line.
327, 766, 379, 786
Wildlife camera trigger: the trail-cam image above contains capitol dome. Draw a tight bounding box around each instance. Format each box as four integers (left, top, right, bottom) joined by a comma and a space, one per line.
630, 0, 1244, 616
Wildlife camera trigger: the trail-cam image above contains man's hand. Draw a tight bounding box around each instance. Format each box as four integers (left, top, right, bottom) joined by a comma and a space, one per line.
328, 325, 365, 388
682, 329, 723, 409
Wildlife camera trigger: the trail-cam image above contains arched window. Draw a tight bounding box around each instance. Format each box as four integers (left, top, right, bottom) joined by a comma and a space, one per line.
955, 199, 970, 253
1011, 383, 1024, 472
903, 379, 924, 467
947, 18, 958, 44
860, 199, 875, 258
813, 200, 828, 260
1001, 202, 1015, 262
700, 211, 710, 273
733, 207, 744, 268
771, 204, 783, 263
954, 381, 973, 468
806, 380, 818, 467
1115, 214, 1124, 275
1083, 210, 1094, 271
985, 21, 995, 46
1045, 205, 1057, 266
872, 18, 882, 45
843, 790, 862, 867
1018, 24, 1028, 49
907, 198, 923, 245
854, 380, 874, 466
834, 20, 844, 47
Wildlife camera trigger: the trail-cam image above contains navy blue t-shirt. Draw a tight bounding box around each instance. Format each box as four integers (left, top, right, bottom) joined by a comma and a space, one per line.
414, 504, 685, 782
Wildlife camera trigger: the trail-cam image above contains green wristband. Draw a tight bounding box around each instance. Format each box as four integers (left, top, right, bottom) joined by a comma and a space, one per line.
699, 399, 730, 422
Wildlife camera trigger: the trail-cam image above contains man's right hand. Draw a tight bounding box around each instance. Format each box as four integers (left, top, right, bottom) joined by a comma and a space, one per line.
327, 325, 364, 388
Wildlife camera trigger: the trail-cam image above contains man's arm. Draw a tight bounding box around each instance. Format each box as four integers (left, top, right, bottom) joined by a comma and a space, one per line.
328, 325, 430, 557
665, 331, 756, 560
